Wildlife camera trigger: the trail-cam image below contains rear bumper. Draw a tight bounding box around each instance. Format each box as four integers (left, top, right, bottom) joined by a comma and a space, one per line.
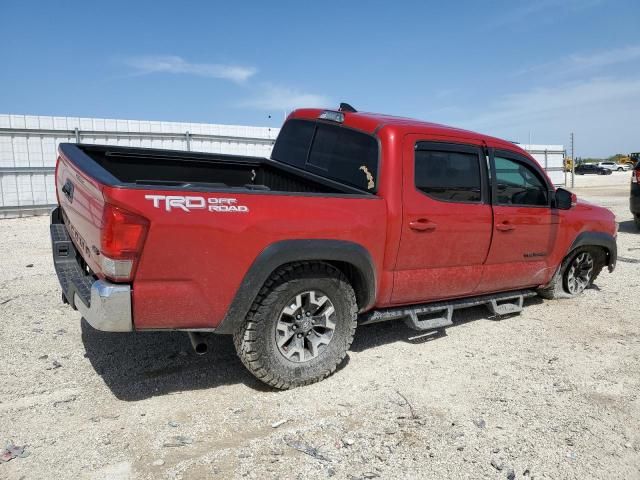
50, 207, 133, 332
75, 280, 132, 332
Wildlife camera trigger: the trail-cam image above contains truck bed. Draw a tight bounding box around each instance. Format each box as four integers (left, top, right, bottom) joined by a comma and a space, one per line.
62, 144, 368, 195
54, 140, 386, 330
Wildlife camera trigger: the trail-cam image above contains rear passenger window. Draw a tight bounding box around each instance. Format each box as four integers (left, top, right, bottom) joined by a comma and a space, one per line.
494, 156, 548, 206
414, 148, 482, 202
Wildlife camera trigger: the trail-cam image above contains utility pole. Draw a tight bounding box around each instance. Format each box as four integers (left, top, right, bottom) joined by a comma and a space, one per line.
570, 132, 575, 188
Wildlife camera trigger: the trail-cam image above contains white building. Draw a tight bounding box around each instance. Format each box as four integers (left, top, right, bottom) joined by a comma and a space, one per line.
0, 114, 565, 217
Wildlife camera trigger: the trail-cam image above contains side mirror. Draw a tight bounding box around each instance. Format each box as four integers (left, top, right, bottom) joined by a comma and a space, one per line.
554, 187, 575, 210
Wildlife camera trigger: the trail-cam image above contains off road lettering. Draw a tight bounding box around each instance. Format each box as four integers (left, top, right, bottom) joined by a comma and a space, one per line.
145, 195, 249, 213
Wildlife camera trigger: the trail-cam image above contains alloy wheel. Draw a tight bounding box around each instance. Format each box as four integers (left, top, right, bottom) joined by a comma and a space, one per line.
275, 290, 336, 362
566, 252, 594, 295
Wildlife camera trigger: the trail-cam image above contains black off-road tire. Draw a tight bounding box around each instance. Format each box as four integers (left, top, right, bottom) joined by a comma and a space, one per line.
233, 262, 357, 389
537, 246, 606, 300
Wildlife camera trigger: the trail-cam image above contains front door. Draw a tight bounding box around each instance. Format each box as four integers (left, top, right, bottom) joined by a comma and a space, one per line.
391, 136, 493, 304
478, 150, 558, 292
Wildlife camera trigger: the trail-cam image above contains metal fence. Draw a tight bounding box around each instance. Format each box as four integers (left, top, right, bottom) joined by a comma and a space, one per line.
0, 114, 566, 218
0, 114, 279, 217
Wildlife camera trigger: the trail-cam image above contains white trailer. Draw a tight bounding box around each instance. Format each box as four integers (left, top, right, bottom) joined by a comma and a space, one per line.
520, 144, 566, 186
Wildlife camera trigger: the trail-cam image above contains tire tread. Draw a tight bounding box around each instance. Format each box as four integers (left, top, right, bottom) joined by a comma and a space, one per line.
233, 262, 357, 390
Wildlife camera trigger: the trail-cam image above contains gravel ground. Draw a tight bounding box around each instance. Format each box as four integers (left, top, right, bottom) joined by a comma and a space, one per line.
1, 172, 638, 480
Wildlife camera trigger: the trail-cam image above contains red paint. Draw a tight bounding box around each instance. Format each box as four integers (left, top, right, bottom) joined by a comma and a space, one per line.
56, 109, 616, 330
392, 133, 492, 303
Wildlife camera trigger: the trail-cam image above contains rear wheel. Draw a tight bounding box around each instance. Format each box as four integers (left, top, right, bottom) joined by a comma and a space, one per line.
233, 262, 357, 389
537, 247, 606, 299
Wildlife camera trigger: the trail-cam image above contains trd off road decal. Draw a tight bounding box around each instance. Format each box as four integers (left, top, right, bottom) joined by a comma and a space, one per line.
144, 195, 249, 213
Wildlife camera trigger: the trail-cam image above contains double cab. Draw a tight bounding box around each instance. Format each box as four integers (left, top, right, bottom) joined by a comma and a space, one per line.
50, 104, 617, 388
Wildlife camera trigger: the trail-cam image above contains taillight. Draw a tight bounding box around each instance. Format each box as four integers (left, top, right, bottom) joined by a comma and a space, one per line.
100, 204, 149, 282
633, 169, 640, 184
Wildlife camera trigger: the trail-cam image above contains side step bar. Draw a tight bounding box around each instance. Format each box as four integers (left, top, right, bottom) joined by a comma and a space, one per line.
360, 290, 536, 332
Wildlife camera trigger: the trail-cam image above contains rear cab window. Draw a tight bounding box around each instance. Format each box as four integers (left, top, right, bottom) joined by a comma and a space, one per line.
271, 119, 379, 192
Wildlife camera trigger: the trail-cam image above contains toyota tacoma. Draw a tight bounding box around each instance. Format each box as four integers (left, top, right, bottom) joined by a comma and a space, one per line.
50, 104, 617, 389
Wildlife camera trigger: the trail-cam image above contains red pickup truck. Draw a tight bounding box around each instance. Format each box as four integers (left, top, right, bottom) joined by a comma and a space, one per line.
50, 104, 617, 389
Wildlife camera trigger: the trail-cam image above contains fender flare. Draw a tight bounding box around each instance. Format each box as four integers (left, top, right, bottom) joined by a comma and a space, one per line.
215, 239, 377, 334
568, 231, 617, 272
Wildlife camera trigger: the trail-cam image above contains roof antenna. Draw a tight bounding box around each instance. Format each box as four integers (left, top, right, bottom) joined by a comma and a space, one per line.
339, 102, 357, 113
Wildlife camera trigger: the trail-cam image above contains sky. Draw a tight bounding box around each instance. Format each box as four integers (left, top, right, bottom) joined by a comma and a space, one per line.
1, 0, 639, 157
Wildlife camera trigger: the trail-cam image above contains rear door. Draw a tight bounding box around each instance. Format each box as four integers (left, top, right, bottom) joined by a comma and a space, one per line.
478, 149, 558, 292
391, 136, 493, 304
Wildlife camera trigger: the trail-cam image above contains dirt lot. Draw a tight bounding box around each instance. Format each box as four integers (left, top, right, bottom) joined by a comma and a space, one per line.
1, 172, 638, 480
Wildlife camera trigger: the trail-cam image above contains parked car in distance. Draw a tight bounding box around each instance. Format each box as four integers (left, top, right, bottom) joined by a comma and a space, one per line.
631, 162, 640, 229
576, 163, 613, 175
599, 161, 630, 172
50, 104, 618, 389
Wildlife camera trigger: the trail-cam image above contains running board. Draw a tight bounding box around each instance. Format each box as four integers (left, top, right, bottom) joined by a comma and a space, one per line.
360, 290, 536, 332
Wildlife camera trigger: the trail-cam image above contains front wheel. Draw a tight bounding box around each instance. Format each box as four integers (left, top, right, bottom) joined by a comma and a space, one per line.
564, 251, 596, 295
538, 247, 605, 299
233, 262, 357, 389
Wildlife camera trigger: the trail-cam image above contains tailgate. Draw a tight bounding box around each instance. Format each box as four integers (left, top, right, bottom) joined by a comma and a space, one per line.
56, 150, 106, 278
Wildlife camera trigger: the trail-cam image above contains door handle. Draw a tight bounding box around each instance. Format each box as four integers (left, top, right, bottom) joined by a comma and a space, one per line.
409, 219, 437, 232
495, 222, 515, 232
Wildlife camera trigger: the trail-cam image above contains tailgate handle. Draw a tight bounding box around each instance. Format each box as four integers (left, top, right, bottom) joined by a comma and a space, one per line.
62, 179, 74, 202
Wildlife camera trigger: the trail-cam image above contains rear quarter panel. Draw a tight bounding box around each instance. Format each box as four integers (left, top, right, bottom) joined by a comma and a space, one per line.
103, 187, 387, 329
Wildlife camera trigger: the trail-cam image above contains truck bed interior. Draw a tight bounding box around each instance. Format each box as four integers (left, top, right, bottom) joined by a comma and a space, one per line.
76, 145, 360, 195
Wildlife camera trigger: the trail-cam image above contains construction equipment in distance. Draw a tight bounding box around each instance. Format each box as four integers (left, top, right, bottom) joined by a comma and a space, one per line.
619, 153, 640, 167
564, 157, 574, 172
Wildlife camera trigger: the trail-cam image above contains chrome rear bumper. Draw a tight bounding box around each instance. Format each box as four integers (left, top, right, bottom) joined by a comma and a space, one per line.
50, 207, 133, 332
74, 280, 133, 332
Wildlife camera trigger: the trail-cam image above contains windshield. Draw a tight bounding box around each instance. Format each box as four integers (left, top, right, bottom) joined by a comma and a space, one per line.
271, 119, 379, 192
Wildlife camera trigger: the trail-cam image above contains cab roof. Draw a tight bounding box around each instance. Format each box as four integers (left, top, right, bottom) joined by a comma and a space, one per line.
289, 107, 526, 154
